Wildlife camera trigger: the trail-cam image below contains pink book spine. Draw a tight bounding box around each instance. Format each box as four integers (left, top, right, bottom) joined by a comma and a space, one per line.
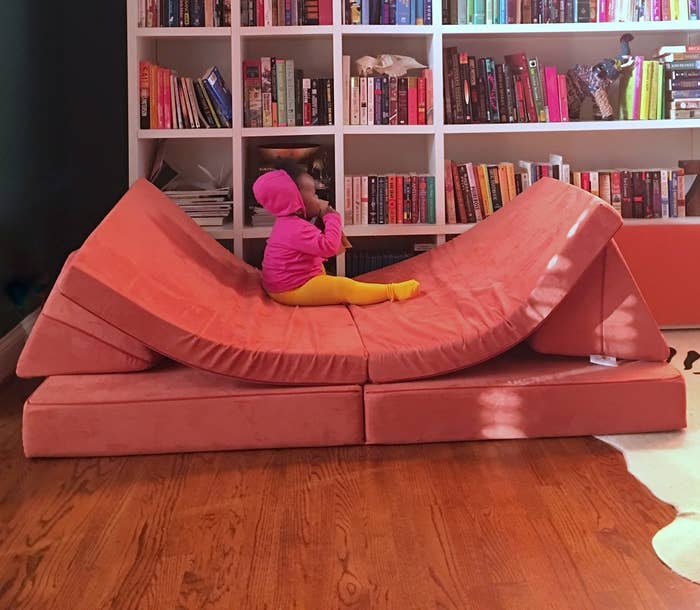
632, 56, 643, 120
544, 66, 560, 122
652, 0, 662, 19
408, 78, 418, 125
157, 67, 165, 129
319, 0, 333, 24
598, 0, 607, 20
557, 74, 569, 122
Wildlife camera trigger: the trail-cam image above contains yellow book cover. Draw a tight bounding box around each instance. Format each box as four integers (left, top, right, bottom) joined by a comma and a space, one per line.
503, 162, 517, 201
649, 62, 658, 121
640, 61, 652, 120
572, 171, 581, 188
477, 164, 493, 215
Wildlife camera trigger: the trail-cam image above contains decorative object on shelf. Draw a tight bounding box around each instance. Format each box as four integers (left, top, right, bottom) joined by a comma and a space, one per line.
566, 34, 635, 121
678, 161, 700, 216
249, 143, 336, 224
355, 54, 427, 78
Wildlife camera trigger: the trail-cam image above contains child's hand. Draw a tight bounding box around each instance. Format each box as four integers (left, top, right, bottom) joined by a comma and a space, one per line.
318, 200, 338, 217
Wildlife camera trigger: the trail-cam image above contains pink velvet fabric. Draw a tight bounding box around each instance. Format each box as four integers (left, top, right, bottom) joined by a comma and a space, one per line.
364, 344, 686, 444
23, 364, 365, 457
528, 240, 670, 362
17, 253, 159, 377
58, 179, 368, 385
350, 178, 623, 383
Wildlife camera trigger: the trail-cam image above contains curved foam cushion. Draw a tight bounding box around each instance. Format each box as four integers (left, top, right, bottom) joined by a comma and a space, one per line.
528, 240, 669, 362
364, 344, 686, 444
58, 179, 367, 385
23, 364, 364, 457
350, 178, 623, 383
17, 253, 160, 378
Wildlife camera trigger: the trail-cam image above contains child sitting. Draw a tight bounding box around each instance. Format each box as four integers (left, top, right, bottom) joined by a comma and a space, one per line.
253, 159, 420, 306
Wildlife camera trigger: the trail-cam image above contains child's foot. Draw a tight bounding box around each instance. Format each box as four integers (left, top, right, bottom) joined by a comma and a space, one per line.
389, 280, 420, 301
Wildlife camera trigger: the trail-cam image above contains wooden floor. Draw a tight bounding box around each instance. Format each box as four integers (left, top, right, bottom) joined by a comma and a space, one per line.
1, 378, 698, 610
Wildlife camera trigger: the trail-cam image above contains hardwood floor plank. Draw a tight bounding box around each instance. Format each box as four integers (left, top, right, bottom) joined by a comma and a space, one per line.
0, 377, 698, 609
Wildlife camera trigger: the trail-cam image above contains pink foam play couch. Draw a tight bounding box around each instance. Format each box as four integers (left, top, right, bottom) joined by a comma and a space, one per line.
17, 178, 686, 457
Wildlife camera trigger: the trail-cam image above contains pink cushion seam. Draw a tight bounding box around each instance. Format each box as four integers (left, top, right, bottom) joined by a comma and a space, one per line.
40, 312, 153, 364
26, 386, 363, 407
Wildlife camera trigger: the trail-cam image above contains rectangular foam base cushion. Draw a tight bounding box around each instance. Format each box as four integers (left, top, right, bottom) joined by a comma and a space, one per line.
23, 365, 364, 457
364, 345, 686, 444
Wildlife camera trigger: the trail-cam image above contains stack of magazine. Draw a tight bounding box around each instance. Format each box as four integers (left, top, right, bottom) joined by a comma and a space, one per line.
164, 187, 233, 226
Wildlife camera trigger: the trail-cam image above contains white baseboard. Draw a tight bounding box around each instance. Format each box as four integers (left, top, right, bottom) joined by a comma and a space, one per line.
0, 310, 39, 384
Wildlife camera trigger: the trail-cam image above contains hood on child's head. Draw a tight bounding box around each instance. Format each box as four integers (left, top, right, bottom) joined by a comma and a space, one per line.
253, 169, 306, 218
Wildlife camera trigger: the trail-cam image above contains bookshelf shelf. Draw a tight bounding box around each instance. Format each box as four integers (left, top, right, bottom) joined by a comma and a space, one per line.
344, 224, 442, 237
204, 222, 235, 239
243, 226, 273, 239
344, 125, 436, 135
340, 25, 436, 36
443, 120, 700, 134
242, 126, 337, 137
135, 27, 231, 38
138, 129, 234, 139
240, 26, 333, 38
624, 217, 700, 225
442, 22, 700, 36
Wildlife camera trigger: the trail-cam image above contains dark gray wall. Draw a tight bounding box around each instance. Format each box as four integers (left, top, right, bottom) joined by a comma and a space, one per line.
0, 2, 127, 336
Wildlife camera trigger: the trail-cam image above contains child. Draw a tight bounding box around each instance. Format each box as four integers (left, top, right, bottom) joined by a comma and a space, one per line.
253, 159, 420, 306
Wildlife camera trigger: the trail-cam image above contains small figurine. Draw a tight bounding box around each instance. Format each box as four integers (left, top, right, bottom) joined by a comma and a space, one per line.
566, 34, 635, 121
355, 54, 427, 78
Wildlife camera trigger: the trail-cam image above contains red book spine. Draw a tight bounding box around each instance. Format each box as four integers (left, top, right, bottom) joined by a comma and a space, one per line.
257, 0, 265, 24
417, 77, 426, 125
581, 171, 591, 193
164, 68, 172, 129
157, 67, 165, 129
388, 175, 397, 223
408, 77, 418, 124
319, 0, 332, 24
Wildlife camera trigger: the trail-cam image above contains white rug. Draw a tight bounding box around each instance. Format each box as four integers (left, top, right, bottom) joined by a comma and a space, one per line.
597, 329, 700, 584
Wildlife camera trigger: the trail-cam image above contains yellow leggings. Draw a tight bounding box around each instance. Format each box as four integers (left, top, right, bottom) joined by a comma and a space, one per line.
269, 273, 420, 306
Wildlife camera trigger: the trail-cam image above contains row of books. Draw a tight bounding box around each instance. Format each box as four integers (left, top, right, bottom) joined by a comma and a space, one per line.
342, 0, 435, 24
442, 0, 694, 23
243, 59, 334, 127
446, 154, 687, 222
343, 57, 434, 125
165, 187, 233, 226
241, 0, 332, 25
139, 62, 233, 129
444, 49, 568, 124
659, 46, 700, 120
342, 174, 437, 224
138, 0, 231, 27
618, 57, 666, 120
345, 250, 414, 277
570, 168, 686, 218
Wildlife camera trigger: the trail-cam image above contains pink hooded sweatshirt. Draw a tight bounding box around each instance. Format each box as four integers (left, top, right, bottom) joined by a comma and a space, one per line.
253, 170, 342, 294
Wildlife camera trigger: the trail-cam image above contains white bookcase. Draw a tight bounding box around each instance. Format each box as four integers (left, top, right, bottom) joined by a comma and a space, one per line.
127, 1, 700, 277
